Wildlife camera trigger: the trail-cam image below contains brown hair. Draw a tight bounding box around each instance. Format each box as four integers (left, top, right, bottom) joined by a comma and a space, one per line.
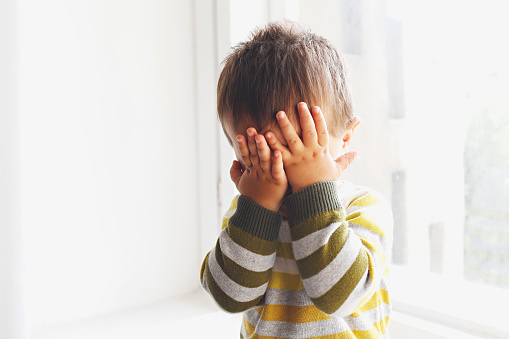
217, 20, 353, 142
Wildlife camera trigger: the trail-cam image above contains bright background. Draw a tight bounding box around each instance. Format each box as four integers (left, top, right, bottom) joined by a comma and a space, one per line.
1, 0, 507, 338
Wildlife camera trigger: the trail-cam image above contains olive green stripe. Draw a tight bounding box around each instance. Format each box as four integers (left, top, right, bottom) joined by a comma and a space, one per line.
290, 209, 344, 241
229, 195, 282, 241
214, 242, 271, 288
296, 223, 350, 279
227, 223, 277, 256
205, 266, 261, 313
286, 181, 343, 226
310, 249, 368, 314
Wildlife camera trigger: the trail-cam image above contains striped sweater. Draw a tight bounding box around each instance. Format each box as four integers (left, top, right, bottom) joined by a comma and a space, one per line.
200, 180, 393, 338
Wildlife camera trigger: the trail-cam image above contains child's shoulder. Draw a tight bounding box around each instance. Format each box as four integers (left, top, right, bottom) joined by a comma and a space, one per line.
337, 180, 390, 210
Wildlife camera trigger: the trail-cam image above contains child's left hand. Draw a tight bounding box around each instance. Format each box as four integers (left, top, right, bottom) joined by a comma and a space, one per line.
265, 102, 357, 193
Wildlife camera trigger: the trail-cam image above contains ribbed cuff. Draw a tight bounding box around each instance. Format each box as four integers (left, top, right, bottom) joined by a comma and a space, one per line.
229, 195, 282, 241
285, 181, 342, 226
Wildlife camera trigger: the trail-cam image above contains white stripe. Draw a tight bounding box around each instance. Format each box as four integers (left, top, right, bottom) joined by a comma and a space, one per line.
278, 220, 291, 242
329, 266, 370, 317
219, 230, 276, 272
349, 222, 389, 253
254, 318, 345, 338
291, 222, 341, 260
302, 231, 362, 298
343, 301, 391, 331
207, 249, 268, 303
329, 243, 388, 317
223, 208, 236, 219
273, 256, 299, 274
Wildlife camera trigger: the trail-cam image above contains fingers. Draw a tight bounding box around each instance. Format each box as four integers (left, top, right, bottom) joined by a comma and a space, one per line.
271, 150, 285, 179
246, 128, 259, 167
236, 135, 252, 168
230, 160, 243, 186
311, 106, 329, 146
335, 151, 358, 173
297, 102, 318, 146
276, 111, 302, 152
265, 131, 290, 160
255, 134, 272, 173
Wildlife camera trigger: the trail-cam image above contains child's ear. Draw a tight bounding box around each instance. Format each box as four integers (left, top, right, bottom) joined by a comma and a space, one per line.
342, 116, 361, 149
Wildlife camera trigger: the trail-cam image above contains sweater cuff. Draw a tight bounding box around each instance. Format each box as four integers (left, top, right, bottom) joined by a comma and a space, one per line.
229, 195, 282, 241
285, 181, 342, 226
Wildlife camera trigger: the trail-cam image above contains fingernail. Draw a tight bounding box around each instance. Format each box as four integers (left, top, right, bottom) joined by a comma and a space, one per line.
277, 112, 285, 119
236, 136, 242, 143
266, 133, 272, 139
255, 138, 260, 144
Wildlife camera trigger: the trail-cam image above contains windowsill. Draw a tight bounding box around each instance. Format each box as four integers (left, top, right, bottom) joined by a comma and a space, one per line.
32, 289, 242, 339
390, 265, 509, 338
32, 276, 508, 339
391, 311, 489, 339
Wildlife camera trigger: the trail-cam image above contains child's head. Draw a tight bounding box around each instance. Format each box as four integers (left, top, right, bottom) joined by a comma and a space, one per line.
217, 20, 356, 157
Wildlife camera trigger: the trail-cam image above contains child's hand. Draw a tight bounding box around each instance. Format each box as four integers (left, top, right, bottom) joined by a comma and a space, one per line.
266, 102, 357, 193
230, 128, 289, 212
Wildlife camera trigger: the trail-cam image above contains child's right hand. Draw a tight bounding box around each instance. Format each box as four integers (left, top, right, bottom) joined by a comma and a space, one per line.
230, 127, 289, 212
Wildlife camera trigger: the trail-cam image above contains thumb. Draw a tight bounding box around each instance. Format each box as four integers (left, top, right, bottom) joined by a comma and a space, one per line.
230, 160, 243, 186
335, 151, 358, 173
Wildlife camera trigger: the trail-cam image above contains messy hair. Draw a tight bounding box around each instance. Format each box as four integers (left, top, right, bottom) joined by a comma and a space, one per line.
217, 20, 353, 141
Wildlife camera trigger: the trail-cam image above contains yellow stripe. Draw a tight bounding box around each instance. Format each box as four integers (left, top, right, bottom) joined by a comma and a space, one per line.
268, 271, 304, 291
276, 241, 294, 260
260, 304, 332, 323
350, 289, 390, 318
348, 212, 386, 238
221, 196, 239, 230
349, 193, 381, 207
355, 236, 387, 310
252, 317, 389, 339
243, 315, 256, 336
359, 236, 386, 274
353, 249, 377, 309
221, 217, 229, 230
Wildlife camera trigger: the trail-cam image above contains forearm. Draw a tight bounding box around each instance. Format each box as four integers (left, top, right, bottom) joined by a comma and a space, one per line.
286, 181, 391, 317
200, 195, 282, 313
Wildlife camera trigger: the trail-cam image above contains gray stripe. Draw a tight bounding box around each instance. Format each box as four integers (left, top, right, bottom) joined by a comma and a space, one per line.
264, 288, 314, 307
207, 249, 268, 302
291, 222, 340, 260
329, 266, 371, 317
254, 318, 347, 338
278, 220, 291, 242
219, 230, 276, 272
252, 303, 390, 337
243, 308, 261, 329
273, 256, 299, 274
223, 208, 236, 219
343, 302, 391, 331
302, 231, 362, 298
349, 222, 389, 253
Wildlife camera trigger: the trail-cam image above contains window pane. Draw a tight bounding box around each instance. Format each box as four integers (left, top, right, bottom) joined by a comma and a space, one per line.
300, 0, 509, 288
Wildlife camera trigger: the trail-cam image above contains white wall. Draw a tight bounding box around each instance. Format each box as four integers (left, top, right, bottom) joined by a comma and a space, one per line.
15, 0, 202, 329
0, 1, 26, 338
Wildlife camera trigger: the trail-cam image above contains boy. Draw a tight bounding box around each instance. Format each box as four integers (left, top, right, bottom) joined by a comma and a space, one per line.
200, 21, 393, 338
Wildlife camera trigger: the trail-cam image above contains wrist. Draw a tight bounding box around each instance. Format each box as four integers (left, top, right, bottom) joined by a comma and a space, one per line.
286, 181, 342, 225
252, 197, 282, 212
231, 195, 283, 240
240, 193, 281, 212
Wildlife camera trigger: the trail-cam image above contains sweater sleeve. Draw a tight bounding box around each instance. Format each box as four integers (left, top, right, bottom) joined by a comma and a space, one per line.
285, 181, 393, 317
200, 195, 282, 313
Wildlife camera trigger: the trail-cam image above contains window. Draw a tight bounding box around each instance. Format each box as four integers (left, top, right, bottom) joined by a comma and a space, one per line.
299, 0, 509, 336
